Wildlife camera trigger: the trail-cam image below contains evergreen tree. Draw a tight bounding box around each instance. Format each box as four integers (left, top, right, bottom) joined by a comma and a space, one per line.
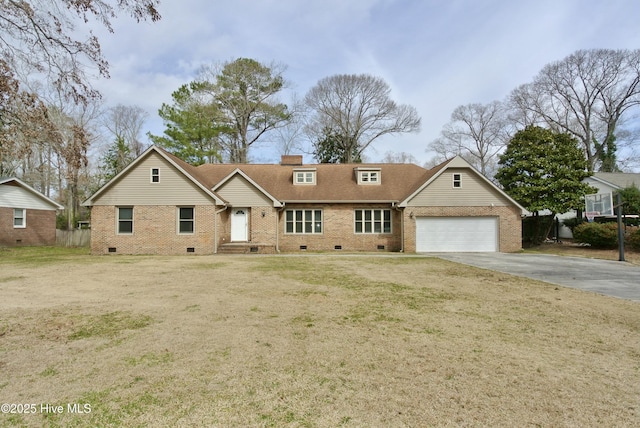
148, 84, 224, 165
99, 136, 133, 183
496, 126, 596, 243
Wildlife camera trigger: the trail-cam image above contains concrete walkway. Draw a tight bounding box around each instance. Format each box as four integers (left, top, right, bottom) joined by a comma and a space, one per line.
434, 252, 640, 302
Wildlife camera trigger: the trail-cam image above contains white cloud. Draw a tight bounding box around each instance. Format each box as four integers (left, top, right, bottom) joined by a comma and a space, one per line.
89, 0, 640, 165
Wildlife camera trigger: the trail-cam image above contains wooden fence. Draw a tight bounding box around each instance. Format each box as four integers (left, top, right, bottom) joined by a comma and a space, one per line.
56, 229, 90, 247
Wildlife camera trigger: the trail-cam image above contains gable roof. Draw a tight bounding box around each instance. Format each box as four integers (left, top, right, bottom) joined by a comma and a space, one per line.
0, 177, 64, 210
398, 156, 527, 213
212, 168, 283, 207
82, 146, 225, 206
590, 172, 640, 190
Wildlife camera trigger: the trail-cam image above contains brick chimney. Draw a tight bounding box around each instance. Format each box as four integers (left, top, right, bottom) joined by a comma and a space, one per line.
280, 155, 303, 165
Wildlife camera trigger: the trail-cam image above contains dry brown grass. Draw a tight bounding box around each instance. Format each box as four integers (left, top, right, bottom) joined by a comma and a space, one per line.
0, 249, 638, 427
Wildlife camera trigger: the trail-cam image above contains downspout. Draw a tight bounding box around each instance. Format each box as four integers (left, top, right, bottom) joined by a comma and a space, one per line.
276, 202, 286, 253
214, 205, 228, 254
393, 202, 404, 253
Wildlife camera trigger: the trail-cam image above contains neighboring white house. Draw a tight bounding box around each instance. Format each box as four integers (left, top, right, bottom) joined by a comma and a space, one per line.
556, 172, 640, 239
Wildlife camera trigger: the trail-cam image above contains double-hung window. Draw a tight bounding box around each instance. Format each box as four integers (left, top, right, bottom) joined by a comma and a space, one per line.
285, 209, 322, 234
453, 173, 462, 188
151, 168, 160, 183
117, 207, 133, 234
354, 209, 391, 234
178, 207, 194, 234
13, 208, 26, 228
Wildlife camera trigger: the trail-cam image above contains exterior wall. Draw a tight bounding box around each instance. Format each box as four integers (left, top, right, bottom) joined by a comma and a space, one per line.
0, 207, 57, 246
216, 206, 278, 247
277, 204, 402, 252
250, 206, 278, 245
216, 175, 273, 206
403, 206, 522, 253
90, 205, 216, 255
584, 177, 618, 195
92, 152, 213, 206
407, 168, 512, 207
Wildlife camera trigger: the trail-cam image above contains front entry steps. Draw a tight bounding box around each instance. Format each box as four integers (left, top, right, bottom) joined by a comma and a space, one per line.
218, 243, 276, 254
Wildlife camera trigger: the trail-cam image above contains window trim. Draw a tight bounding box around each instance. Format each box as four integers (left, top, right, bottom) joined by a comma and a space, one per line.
151, 168, 160, 183
293, 168, 316, 185
285, 209, 323, 234
177, 206, 195, 234
13, 208, 26, 228
117, 207, 134, 235
453, 173, 462, 188
354, 209, 392, 234
356, 168, 381, 185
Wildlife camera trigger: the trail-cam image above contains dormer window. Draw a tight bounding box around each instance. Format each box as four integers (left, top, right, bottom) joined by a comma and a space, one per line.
453, 173, 462, 188
356, 168, 381, 185
294, 168, 316, 185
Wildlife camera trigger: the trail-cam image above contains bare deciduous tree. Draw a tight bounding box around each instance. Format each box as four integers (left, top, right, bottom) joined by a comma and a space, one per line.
304, 74, 421, 163
428, 101, 508, 177
0, 0, 160, 104
34, 87, 102, 228
103, 104, 149, 156
380, 151, 418, 164
508, 49, 640, 172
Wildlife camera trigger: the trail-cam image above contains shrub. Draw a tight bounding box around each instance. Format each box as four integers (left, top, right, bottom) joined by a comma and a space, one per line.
628, 228, 640, 251
573, 222, 619, 249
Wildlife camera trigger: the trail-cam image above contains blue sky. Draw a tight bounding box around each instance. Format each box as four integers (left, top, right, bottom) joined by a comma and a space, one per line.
91, 0, 640, 165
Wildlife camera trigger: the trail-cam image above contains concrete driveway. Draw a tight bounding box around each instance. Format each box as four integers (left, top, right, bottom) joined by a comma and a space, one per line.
435, 253, 640, 302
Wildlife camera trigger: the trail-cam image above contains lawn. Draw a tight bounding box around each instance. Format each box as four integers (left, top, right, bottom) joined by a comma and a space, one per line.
0, 248, 638, 427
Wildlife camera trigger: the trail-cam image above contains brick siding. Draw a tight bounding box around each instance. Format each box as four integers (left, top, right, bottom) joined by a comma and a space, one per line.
277, 204, 402, 252
90, 205, 216, 255
0, 207, 57, 246
90, 204, 522, 255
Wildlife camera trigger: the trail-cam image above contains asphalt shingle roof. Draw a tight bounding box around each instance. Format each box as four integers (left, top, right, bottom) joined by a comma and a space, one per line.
195, 161, 437, 202
592, 172, 640, 189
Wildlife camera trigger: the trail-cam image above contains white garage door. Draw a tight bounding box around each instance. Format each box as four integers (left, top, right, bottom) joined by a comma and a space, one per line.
416, 217, 498, 252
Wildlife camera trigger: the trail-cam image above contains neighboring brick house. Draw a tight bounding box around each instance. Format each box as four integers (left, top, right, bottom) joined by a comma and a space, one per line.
0, 177, 64, 247
83, 146, 525, 255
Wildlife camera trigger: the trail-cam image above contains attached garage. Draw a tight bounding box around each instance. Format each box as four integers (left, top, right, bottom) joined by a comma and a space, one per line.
415, 217, 498, 252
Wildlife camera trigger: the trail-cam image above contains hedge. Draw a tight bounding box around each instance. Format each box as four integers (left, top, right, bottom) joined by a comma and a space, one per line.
573, 222, 640, 250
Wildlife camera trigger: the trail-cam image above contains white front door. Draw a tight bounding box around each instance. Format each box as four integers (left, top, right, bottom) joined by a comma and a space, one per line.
231, 208, 248, 241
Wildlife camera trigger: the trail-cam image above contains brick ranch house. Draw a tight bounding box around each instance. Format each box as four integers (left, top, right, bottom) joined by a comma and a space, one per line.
82, 146, 525, 255
1, 177, 64, 246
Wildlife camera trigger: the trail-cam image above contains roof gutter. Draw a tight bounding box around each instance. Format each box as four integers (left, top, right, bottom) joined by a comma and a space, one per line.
280, 200, 398, 204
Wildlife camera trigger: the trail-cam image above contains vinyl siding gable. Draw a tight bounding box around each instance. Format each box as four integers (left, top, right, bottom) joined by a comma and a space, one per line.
92, 152, 214, 206
407, 168, 512, 207
0, 184, 58, 210
216, 174, 272, 206
583, 177, 618, 194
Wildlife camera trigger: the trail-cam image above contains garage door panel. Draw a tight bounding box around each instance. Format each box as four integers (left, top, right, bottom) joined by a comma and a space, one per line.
416, 217, 497, 252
